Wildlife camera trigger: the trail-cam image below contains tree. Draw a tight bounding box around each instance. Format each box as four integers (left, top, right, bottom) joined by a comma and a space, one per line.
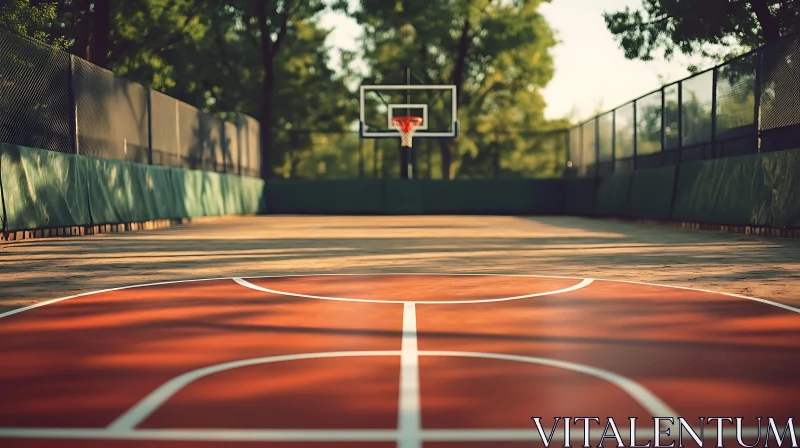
2, 0, 356, 178
355, 0, 563, 179
604, 0, 800, 66
0, 0, 69, 49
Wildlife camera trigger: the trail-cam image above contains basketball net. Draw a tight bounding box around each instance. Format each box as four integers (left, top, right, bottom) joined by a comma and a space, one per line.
392, 116, 423, 148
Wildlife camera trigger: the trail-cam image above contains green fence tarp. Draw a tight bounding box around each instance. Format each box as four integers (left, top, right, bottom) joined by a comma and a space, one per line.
383, 180, 423, 214
0, 151, 4, 230
673, 148, 800, 227
627, 166, 676, 220
240, 176, 267, 214
201, 172, 225, 216
128, 162, 162, 222
221, 174, 243, 216
86, 157, 136, 224
563, 178, 597, 215
422, 179, 563, 214
266, 180, 383, 214
759, 148, 800, 228
0, 143, 90, 230
672, 155, 765, 225
171, 168, 205, 218
594, 173, 631, 216
146, 164, 180, 220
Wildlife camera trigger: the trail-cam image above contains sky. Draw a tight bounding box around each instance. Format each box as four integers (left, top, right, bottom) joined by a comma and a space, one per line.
317, 0, 716, 123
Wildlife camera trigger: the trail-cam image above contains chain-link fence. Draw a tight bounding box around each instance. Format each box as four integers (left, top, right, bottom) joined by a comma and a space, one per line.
568, 33, 800, 177
0, 30, 72, 153
0, 27, 261, 177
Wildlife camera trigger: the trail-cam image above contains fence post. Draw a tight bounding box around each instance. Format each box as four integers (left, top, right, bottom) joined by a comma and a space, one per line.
710, 68, 718, 158
358, 137, 364, 179
611, 110, 616, 173
68, 55, 79, 155
753, 48, 762, 153
660, 87, 666, 166
594, 118, 600, 177
175, 100, 181, 168
578, 123, 583, 177
677, 82, 683, 165
565, 129, 571, 177
632, 100, 638, 170
146, 90, 153, 165
668, 82, 684, 220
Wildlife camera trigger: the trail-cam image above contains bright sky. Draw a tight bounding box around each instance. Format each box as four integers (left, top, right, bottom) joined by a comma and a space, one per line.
318, 0, 715, 123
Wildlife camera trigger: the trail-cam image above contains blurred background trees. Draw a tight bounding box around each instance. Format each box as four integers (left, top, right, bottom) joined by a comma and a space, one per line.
2, 0, 793, 179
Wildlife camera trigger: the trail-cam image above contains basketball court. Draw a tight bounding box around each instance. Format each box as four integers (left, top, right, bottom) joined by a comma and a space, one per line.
1, 215, 799, 447
1, 73, 799, 447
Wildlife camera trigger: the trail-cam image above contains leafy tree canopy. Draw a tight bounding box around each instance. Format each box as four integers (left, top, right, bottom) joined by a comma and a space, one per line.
354, 0, 566, 178
604, 0, 800, 67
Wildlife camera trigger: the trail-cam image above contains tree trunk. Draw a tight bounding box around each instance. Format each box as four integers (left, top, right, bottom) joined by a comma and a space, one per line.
72, 0, 92, 60
259, 56, 275, 180
439, 140, 454, 179
256, 0, 274, 180
93, 0, 111, 69
439, 19, 471, 180
749, 0, 781, 44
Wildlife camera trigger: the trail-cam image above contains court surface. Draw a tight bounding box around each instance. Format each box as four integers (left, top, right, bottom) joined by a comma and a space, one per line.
1, 216, 799, 447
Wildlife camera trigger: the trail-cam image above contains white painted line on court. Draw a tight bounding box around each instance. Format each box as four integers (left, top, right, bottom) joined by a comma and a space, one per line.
106, 350, 401, 432
419, 351, 679, 419
436, 278, 593, 304
420, 426, 774, 441
237, 273, 800, 312
232, 276, 593, 304
0, 426, 776, 442
0, 277, 226, 320
232, 277, 398, 304
106, 348, 676, 436
398, 303, 421, 448
0, 428, 399, 441
2, 273, 797, 320
608, 278, 800, 314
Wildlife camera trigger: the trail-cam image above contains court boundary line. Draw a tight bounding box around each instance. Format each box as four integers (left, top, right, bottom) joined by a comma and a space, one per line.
107, 350, 401, 431
0, 428, 399, 441
106, 350, 676, 434
237, 273, 800, 313
231, 277, 594, 304
0, 426, 775, 442
1, 273, 797, 321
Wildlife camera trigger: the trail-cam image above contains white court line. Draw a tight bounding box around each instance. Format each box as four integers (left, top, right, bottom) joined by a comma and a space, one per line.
0, 426, 777, 442
106, 351, 400, 432
419, 351, 678, 419
0, 277, 225, 319
232, 276, 594, 304
398, 303, 421, 448
0, 428, 398, 441
238, 273, 800, 313
2, 273, 796, 320
420, 426, 776, 441
106, 350, 677, 436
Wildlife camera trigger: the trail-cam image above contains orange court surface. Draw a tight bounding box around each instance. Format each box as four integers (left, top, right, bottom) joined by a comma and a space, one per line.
1, 215, 799, 447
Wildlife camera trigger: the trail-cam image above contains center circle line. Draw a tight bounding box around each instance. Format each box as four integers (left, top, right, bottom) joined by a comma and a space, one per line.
231, 277, 594, 304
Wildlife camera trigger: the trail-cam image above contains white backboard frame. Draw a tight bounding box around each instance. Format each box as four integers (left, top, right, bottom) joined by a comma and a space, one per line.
360, 84, 458, 138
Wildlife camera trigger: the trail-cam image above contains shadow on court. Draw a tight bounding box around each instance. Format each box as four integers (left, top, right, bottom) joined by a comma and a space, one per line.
1, 215, 799, 308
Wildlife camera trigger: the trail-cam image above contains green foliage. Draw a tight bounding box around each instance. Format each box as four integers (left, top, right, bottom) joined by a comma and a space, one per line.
354, 0, 567, 178
0, 0, 69, 48
1, 0, 571, 179
604, 0, 799, 66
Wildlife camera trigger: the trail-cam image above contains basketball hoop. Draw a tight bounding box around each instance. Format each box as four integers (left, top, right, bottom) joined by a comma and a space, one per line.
391, 116, 423, 147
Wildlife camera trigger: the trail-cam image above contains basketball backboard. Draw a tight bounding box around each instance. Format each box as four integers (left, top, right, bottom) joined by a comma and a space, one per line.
359, 84, 458, 139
